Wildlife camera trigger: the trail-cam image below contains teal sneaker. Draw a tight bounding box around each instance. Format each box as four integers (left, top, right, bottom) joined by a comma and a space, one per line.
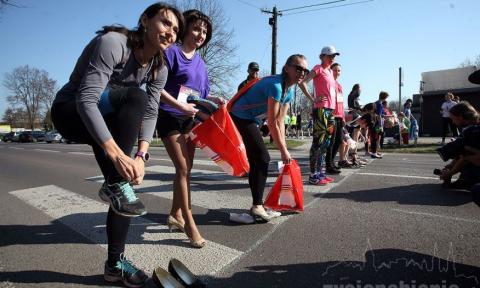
98, 181, 146, 217
104, 254, 147, 288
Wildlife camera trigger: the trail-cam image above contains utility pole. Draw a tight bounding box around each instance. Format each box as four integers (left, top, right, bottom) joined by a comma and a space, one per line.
262, 6, 281, 75
398, 67, 403, 147
398, 67, 403, 113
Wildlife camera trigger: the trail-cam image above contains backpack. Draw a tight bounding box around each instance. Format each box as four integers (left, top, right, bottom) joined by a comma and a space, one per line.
226, 78, 261, 112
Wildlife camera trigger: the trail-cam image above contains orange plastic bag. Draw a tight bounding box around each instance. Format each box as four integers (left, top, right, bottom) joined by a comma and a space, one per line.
264, 160, 304, 212
189, 105, 250, 177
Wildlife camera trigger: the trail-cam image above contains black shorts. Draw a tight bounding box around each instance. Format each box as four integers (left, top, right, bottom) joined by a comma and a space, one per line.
156, 109, 195, 138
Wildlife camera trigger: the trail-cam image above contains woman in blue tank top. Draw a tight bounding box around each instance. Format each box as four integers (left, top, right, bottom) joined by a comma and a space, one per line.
230, 54, 308, 222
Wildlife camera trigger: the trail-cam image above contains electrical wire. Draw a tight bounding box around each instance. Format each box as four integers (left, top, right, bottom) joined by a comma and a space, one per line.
282, 0, 374, 16
235, 0, 261, 10
279, 0, 346, 12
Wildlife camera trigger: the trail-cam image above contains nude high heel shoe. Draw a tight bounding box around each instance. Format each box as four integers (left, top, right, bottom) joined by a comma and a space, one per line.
167, 215, 185, 233
184, 224, 206, 249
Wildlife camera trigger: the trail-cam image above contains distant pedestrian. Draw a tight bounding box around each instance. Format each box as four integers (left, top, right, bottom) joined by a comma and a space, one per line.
296, 113, 302, 138
289, 113, 297, 137
326, 63, 345, 171
347, 83, 362, 118
284, 113, 291, 137
299, 45, 340, 185
440, 92, 459, 145
238, 62, 260, 91
398, 112, 411, 144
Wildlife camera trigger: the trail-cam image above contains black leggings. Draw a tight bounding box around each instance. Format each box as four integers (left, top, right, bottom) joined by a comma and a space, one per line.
51, 87, 148, 264
231, 114, 270, 206
326, 117, 344, 167
442, 117, 458, 141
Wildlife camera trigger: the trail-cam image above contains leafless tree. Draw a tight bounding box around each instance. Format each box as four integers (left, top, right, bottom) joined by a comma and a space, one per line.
168, 0, 239, 98
2, 107, 28, 128
3, 65, 56, 130
0, 0, 25, 14
459, 55, 480, 68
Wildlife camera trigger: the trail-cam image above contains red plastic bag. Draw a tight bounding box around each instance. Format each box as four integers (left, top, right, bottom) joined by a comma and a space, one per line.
264, 160, 304, 212
189, 105, 250, 177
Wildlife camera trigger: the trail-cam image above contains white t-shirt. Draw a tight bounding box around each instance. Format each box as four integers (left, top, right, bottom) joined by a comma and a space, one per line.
441, 100, 456, 118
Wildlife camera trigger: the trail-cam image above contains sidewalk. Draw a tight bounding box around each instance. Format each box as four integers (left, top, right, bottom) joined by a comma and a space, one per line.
287, 136, 443, 152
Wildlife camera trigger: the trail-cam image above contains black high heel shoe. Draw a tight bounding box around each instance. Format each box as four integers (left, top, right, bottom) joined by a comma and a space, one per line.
152, 266, 185, 288
168, 258, 207, 288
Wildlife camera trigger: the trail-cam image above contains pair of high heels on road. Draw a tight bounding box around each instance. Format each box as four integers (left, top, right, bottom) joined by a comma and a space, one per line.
167, 215, 206, 249
153, 258, 206, 288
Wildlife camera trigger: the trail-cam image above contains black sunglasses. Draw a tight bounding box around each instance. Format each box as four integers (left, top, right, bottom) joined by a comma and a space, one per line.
289, 64, 309, 75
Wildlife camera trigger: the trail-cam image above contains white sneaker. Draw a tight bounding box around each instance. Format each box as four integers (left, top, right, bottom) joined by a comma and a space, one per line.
265, 208, 282, 218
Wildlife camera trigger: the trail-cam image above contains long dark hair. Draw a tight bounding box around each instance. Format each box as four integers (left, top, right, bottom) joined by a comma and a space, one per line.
281, 54, 306, 97
96, 2, 184, 71
181, 9, 212, 49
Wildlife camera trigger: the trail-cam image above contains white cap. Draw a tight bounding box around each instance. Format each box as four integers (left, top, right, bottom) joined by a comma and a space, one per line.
320, 45, 340, 56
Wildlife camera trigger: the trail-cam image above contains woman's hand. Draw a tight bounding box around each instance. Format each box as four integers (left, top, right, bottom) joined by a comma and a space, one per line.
281, 150, 292, 164
314, 95, 327, 103
112, 152, 139, 182
103, 138, 142, 183
131, 157, 146, 185
180, 103, 198, 117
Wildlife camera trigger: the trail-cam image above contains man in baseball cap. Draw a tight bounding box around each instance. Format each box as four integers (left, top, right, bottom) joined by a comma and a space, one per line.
238, 62, 260, 91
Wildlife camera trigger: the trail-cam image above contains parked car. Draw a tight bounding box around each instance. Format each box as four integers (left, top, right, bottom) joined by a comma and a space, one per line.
3, 131, 20, 142
18, 131, 46, 143
45, 130, 63, 143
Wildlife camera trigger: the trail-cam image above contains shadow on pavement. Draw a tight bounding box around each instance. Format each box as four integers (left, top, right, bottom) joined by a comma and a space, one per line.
318, 183, 473, 206
208, 248, 480, 288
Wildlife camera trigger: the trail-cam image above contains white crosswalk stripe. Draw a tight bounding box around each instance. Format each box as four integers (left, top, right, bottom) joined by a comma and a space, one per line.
8, 185, 242, 276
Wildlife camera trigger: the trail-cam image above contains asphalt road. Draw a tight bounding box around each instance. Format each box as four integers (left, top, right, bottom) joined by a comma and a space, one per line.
0, 142, 479, 288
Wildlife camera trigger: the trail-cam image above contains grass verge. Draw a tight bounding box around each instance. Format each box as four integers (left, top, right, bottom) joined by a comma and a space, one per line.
264, 139, 305, 150
380, 143, 438, 154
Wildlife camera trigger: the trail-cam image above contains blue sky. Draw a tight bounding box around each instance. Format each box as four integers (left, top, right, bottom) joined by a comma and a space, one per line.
0, 0, 479, 119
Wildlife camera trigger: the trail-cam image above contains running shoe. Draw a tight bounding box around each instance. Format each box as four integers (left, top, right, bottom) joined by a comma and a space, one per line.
309, 173, 329, 185
98, 181, 146, 217
103, 254, 148, 288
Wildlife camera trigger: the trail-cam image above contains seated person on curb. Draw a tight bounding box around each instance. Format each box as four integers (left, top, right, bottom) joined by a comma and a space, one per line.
437, 101, 480, 190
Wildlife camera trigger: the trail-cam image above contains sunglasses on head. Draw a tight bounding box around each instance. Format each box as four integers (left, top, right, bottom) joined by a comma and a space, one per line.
289, 64, 309, 75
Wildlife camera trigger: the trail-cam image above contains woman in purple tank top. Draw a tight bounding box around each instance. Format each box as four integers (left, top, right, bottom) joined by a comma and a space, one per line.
156, 9, 225, 249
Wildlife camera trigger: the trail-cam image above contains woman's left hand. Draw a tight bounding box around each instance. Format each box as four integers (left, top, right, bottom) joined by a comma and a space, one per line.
131, 158, 145, 185
281, 150, 292, 164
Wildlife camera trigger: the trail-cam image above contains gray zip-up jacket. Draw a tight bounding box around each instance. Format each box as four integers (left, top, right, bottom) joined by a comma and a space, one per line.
54, 31, 167, 144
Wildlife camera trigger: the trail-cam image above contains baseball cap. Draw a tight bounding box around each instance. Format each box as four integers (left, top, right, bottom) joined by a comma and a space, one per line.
248, 62, 259, 71
468, 69, 480, 84
320, 46, 340, 56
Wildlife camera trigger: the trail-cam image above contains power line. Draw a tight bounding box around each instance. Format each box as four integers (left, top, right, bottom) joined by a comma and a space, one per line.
282, 0, 374, 16
279, 0, 346, 13
235, 0, 261, 10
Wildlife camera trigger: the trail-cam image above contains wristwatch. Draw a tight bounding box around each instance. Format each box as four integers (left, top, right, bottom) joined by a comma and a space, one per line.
135, 151, 150, 162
